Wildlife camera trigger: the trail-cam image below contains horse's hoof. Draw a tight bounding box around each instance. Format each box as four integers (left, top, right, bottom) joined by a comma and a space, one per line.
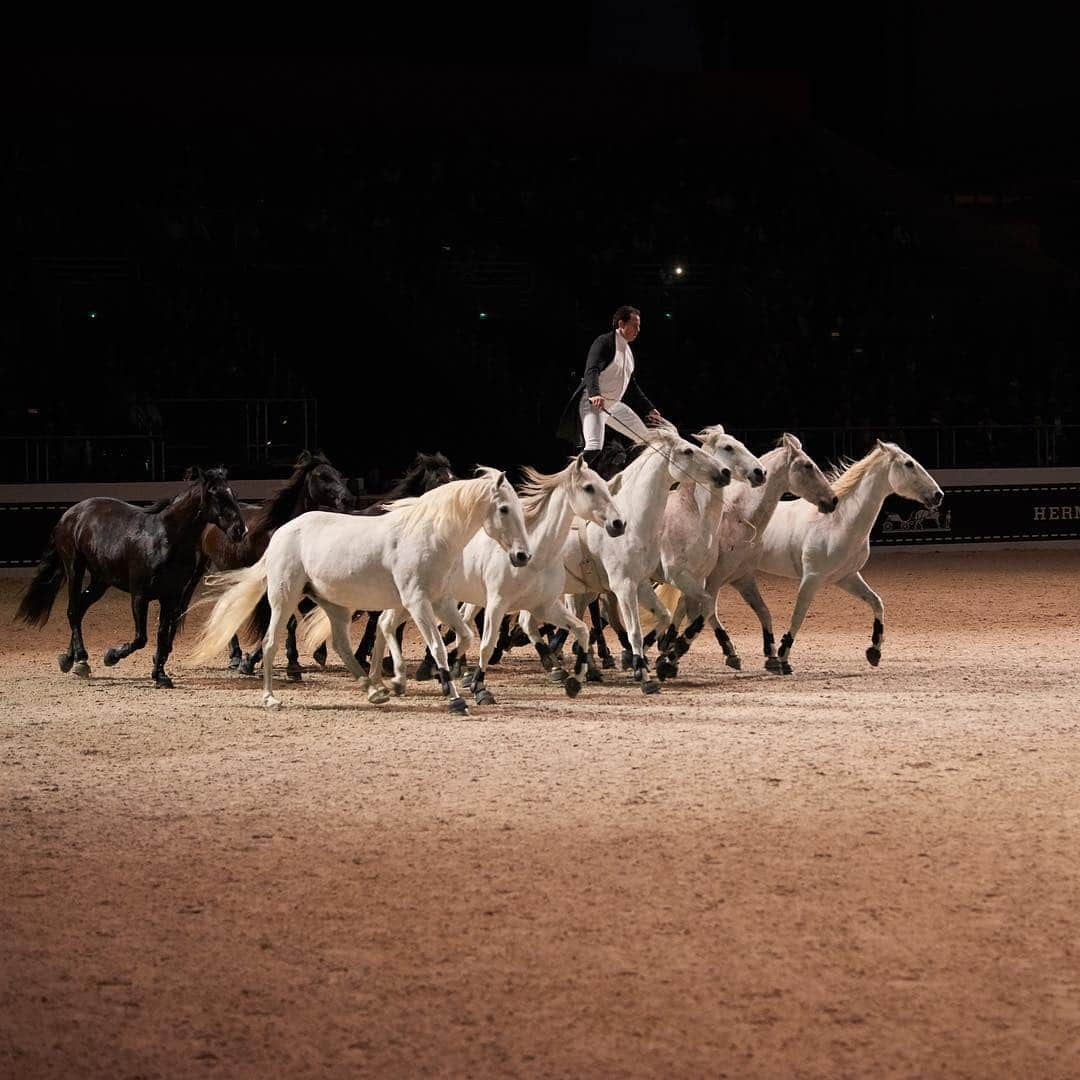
642, 679, 661, 695
765, 657, 782, 674
391, 679, 405, 696
381, 656, 394, 676
286, 665, 304, 683
263, 694, 280, 710
154, 673, 173, 689
564, 676, 582, 698
633, 665, 644, 682
655, 655, 676, 681
58, 653, 74, 673
238, 657, 257, 677
725, 655, 742, 671
780, 661, 793, 676
313, 644, 327, 668
448, 697, 469, 716
72, 660, 91, 678
585, 668, 603, 683
227, 655, 241, 671
601, 655, 616, 670
620, 650, 634, 671
673, 637, 691, 657
488, 650, 503, 666
509, 626, 530, 648
538, 652, 555, 672
415, 664, 434, 682
104, 648, 120, 667
475, 688, 496, 706
463, 673, 474, 690
549, 667, 567, 684
368, 687, 390, 705
866, 646, 882, 667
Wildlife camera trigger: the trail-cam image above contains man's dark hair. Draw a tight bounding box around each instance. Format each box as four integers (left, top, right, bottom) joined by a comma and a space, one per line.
612, 305, 640, 329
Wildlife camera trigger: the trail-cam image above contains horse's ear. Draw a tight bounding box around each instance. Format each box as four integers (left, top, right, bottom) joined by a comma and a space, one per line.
875, 439, 892, 454
296, 450, 312, 467
496, 471, 507, 488
607, 472, 624, 495
573, 453, 585, 472
782, 432, 801, 451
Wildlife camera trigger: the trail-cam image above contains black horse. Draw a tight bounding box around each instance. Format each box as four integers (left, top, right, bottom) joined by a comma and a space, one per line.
15, 467, 247, 688
200, 450, 354, 680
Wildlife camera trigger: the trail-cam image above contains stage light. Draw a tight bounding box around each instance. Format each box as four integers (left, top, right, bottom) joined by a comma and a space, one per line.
87, 310, 98, 320
478, 311, 488, 320
664, 312, 673, 320
673, 265, 684, 277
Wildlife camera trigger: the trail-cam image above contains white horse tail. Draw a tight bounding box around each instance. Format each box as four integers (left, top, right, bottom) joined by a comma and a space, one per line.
188, 556, 271, 665
641, 582, 683, 633
298, 605, 333, 655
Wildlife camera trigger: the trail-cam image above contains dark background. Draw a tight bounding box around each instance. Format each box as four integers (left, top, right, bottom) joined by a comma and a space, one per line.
4, 11, 1079, 487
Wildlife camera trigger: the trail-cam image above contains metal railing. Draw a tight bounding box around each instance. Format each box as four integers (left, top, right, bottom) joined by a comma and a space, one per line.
0, 435, 164, 482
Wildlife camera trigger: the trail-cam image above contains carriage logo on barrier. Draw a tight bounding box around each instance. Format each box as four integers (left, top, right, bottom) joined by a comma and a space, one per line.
881, 506, 952, 533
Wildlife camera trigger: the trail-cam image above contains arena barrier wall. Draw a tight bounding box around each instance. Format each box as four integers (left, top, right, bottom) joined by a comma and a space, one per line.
1, 469, 1079, 567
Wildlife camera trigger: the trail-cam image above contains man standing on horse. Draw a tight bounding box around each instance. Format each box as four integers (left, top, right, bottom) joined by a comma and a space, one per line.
556, 305, 665, 466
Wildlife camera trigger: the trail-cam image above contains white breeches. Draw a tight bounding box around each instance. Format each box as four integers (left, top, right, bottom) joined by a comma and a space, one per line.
580, 396, 649, 451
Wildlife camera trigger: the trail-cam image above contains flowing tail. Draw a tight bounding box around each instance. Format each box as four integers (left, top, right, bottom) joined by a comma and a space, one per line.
188, 556, 271, 665
299, 606, 334, 656
641, 583, 684, 634
14, 542, 65, 627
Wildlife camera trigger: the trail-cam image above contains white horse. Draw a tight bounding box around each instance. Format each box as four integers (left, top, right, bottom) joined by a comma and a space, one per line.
657, 433, 838, 671
744, 440, 942, 673
372, 456, 626, 706
190, 469, 531, 714
560, 423, 731, 693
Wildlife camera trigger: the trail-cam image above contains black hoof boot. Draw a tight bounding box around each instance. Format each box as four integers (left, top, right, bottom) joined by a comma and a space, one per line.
655, 654, 677, 681
489, 647, 504, 666
475, 688, 496, 706
58, 653, 74, 673
549, 668, 568, 684
238, 655, 258, 677
313, 643, 328, 667
286, 665, 303, 683
601, 654, 616, 670
866, 646, 881, 667
765, 657, 782, 674
564, 675, 582, 698
780, 660, 793, 676
585, 667, 603, 683
448, 697, 469, 715
673, 636, 691, 657
621, 649, 634, 671
642, 678, 661, 695
104, 648, 121, 667
725, 655, 742, 671
227, 654, 241, 671
154, 672, 174, 689
509, 626, 530, 648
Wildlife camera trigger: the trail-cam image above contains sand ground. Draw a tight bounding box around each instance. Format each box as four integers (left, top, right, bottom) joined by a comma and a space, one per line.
2, 549, 1079, 1078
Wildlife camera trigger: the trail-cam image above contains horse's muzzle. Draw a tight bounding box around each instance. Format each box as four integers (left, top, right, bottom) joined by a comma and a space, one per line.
714, 468, 732, 487
606, 519, 626, 538
510, 550, 531, 568
227, 521, 247, 542
749, 467, 767, 487
926, 490, 944, 508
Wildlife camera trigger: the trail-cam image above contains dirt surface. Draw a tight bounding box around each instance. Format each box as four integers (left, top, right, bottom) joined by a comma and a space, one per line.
2, 549, 1079, 1079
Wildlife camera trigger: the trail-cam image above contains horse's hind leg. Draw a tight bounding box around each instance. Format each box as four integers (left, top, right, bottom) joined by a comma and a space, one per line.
732, 575, 781, 673
65, 569, 108, 678
588, 597, 616, 669
352, 610, 379, 673
407, 596, 469, 715
284, 615, 303, 682
104, 594, 150, 669
776, 573, 825, 676
260, 584, 307, 708
151, 598, 183, 688
835, 572, 886, 667
58, 556, 86, 673
227, 635, 243, 670
378, 609, 408, 696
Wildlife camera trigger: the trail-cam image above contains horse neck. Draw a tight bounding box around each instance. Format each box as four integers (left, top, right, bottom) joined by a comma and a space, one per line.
160, 488, 206, 550
835, 460, 894, 536
620, 450, 676, 543
744, 448, 791, 533
527, 485, 574, 565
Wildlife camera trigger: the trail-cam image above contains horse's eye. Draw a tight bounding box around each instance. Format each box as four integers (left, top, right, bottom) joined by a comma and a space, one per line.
583, 484, 595, 494
499, 506, 509, 515
682, 448, 692, 456
724, 445, 733, 452
905, 461, 915, 469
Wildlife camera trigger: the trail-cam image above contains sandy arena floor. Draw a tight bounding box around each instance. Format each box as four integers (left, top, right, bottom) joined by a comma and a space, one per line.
1, 549, 1079, 1079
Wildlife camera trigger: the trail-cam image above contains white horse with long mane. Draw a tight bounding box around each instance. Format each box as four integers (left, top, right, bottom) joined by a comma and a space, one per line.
189, 468, 531, 714
654, 433, 838, 670
742, 440, 942, 672
559, 422, 731, 693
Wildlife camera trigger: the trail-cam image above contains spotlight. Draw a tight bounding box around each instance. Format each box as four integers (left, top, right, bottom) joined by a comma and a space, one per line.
673, 265, 684, 277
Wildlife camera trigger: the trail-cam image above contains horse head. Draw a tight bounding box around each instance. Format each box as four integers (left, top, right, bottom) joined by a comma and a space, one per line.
781, 434, 837, 514
876, 440, 943, 509
693, 425, 767, 487
570, 455, 625, 537
196, 466, 247, 542
301, 450, 354, 513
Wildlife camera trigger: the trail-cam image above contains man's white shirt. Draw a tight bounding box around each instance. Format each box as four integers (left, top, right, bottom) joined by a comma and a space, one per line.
597, 329, 634, 401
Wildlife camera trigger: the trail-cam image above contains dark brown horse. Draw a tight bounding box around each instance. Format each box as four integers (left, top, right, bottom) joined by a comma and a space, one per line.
15, 467, 246, 688
201, 450, 354, 679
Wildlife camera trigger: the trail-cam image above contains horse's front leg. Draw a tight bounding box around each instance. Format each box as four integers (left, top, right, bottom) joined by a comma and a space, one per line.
466, 600, 504, 706
530, 600, 599, 696
612, 578, 660, 695
284, 614, 304, 681
666, 572, 738, 672
835, 572, 886, 667
730, 575, 780, 673
151, 599, 180, 688
104, 594, 151, 670
377, 608, 408, 696
587, 597, 616, 669
227, 635, 243, 670
636, 580, 681, 681
777, 572, 826, 676
405, 596, 469, 715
